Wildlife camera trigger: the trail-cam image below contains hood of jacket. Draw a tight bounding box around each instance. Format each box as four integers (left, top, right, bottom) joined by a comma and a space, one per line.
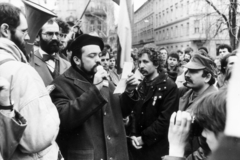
0, 38, 28, 63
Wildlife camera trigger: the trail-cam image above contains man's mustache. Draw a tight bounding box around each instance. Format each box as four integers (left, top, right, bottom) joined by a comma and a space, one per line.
49, 40, 60, 46
185, 76, 193, 83
139, 68, 148, 74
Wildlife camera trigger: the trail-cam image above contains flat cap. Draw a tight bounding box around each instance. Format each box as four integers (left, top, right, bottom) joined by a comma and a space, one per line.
184, 54, 216, 73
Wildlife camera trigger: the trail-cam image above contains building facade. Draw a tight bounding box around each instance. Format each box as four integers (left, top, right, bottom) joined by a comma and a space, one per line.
133, 0, 230, 57
132, 0, 154, 48
54, 0, 116, 44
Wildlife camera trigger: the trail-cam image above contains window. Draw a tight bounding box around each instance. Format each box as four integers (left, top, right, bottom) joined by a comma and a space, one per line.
181, 24, 184, 36
163, 29, 165, 39
167, 28, 170, 39
175, 25, 178, 37
175, 3, 178, 19
68, 0, 74, 10
186, 22, 189, 35
159, 12, 161, 26
194, 20, 200, 33
166, 8, 169, 23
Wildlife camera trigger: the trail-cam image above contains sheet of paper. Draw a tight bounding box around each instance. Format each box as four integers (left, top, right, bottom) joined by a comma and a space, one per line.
114, 62, 133, 94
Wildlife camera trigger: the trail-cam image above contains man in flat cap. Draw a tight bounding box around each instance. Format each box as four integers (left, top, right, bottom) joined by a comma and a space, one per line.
179, 53, 218, 159
50, 34, 140, 160
180, 53, 217, 111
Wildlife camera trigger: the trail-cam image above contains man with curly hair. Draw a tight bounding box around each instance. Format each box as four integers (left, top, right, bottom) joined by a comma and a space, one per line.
128, 48, 179, 160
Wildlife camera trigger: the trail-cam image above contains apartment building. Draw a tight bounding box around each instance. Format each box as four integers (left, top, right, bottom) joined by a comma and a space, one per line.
133, 0, 230, 57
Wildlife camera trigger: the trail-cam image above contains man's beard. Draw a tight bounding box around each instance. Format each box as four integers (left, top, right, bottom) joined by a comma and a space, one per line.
40, 37, 60, 55
10, 31, 28, 60
80, 60, 100, 76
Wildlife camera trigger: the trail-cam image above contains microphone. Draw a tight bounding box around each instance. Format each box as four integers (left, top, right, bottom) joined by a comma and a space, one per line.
96, 65, 107, 80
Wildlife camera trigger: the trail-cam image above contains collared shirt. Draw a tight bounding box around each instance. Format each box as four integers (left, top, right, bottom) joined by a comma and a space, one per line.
39, 48, 56, 72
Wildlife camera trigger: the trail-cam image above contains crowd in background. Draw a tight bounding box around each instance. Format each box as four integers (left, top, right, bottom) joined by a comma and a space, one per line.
0, 2, 240, 160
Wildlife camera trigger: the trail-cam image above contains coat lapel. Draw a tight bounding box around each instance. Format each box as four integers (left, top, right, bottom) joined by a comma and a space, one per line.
142, 73, 168, 103
65, 67, 93, 92
179, 90, 192, 111
179, 85, 218, 111
34, 50, 53, 85
57, 54, 70, 74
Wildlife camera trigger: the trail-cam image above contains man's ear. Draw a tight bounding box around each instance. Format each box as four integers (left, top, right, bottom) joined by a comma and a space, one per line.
0, 23, 11, 38
73, 56, 81, 66
205, 73, 212, 83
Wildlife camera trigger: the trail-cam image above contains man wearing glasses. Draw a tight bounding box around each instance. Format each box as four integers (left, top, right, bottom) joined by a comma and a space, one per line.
34, 19, 70, 86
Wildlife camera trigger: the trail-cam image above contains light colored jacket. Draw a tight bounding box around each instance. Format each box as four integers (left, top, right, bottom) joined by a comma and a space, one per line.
0, 38, 60, 160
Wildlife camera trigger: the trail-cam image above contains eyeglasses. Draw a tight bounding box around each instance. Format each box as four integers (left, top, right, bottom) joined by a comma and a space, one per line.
59, 33, 67, 39
42, 32, 60, 39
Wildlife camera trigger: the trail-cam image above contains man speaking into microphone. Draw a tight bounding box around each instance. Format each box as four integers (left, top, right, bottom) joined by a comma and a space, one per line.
50, 34, 140, 160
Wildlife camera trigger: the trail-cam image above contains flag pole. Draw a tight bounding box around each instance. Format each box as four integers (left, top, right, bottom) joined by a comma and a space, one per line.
80, 0, 91, 19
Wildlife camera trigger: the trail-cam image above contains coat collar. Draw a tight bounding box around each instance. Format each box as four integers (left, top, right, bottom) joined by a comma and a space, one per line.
140, 72, 168, 103
34, 49, 44, 66
34, 49, 69, 73
143, 72, 168, 86
179, 85, 218, 111
64, 66, 93, 92
0, 38, 28, 63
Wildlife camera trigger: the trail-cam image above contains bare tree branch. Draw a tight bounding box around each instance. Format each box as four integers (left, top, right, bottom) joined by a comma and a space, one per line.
205, 0, 230, 28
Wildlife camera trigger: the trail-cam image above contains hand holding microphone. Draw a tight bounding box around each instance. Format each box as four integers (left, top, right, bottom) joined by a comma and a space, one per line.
94, 65, 108, 90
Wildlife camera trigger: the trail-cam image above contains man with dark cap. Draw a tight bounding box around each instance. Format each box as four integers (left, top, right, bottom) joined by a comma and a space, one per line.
179, 54, 218, 159
50, 34, 140, 160
180, 54, 217, 111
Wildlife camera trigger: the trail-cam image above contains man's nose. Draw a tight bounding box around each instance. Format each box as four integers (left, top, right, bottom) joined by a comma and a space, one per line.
52, 33, 58, 40
96, 56, 101, 63
24, 33, 30, 41
139, 62, 144, 69
185, 70, 190, 77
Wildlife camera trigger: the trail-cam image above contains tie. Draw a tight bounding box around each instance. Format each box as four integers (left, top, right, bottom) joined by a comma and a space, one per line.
42, 54, 58, 62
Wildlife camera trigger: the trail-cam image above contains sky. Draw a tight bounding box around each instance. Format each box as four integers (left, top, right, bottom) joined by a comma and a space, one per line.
134, 0, 147, 11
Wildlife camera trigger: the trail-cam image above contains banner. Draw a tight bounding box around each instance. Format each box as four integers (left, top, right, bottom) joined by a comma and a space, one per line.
116, 0, 133, 74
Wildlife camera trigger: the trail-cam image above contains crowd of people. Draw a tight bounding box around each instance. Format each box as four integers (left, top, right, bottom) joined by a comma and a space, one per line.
0, 2, 240, 160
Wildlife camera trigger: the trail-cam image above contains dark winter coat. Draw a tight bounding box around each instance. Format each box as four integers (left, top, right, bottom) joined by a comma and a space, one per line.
129, 73, 179, 160
50, 66, 139, 160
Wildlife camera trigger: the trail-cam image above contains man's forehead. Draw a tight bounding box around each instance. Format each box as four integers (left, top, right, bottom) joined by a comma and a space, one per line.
42, 22, 59, 32
139, 53, 150, 60
82, 45, 101, 53
169, 56, 177, 59
160, 49, 167, 53
220, 48, 228, 51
